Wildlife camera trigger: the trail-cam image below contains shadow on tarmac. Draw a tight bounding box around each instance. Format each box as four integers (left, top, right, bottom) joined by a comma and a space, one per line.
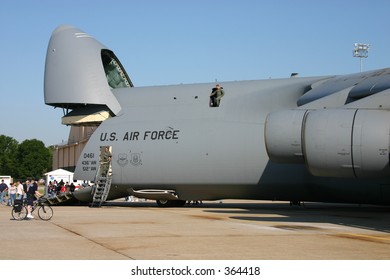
103, 200, 390, 233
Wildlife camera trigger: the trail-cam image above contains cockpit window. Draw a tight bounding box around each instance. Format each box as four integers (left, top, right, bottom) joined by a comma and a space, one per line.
101, 50, 133, 89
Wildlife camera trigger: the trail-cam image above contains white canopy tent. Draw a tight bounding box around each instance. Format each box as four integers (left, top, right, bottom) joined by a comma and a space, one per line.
44, 169, 74, 186
44, 168, 74, 197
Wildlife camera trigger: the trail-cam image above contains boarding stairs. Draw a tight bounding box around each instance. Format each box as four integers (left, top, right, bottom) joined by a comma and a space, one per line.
46, 192, 74, 205
90, 161, 113, 208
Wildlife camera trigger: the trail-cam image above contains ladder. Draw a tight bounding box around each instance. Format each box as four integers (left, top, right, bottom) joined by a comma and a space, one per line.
90, 160, 112, 208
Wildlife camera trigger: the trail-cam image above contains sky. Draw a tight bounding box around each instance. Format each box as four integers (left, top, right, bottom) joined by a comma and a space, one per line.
1, 0, 389, 146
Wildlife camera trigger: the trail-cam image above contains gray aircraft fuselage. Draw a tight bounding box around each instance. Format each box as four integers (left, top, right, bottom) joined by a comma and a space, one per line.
45, 25, 390, 206
73, 79, 390, 205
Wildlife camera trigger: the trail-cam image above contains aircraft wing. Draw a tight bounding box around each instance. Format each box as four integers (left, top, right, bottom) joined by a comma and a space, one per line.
265, 68, 390, 179
297, 68, 390, 107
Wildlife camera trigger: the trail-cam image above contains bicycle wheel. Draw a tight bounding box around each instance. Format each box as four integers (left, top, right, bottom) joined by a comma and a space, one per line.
38, 205, 53, 220
11, 206, 28, 221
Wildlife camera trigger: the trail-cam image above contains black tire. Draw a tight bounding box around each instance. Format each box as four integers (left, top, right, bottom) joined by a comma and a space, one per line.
156, 200, 173, 207
156, 200, 186, 207
11, 206, 27, 221
38, 205, 53, 220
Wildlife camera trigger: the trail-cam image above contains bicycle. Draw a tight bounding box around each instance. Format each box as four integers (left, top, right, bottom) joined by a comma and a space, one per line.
11, 197, 54, 221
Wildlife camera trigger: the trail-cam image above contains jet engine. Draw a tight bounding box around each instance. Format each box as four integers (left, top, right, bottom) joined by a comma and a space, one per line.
265, 109, 390, 178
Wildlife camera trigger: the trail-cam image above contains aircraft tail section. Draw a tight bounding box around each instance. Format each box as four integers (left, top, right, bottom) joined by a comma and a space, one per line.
44, 25, 133, 120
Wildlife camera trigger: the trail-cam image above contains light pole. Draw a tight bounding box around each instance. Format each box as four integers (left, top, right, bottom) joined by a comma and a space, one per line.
353, 43, 370, 72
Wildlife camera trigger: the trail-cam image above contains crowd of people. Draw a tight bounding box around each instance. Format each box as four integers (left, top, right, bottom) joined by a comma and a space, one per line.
46, 179, 84, 198
0, 179, 42, 219
1, 179, 90, 219
1, 179, 86, 202
1, 179, 29, 206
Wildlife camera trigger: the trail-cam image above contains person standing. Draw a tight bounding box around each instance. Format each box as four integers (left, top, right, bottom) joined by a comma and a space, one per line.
57, 180, 64, 195
22, 180, 29, 203
7, 182, 17, 206
209, 84, 225, 107
16, 181, 24, 200
52, 180, 58, 197
0, 180, 8, 205
101, 146, 112, 176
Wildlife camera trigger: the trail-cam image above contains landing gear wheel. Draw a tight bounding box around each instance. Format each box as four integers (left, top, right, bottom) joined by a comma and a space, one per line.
156, 200, 186, 207
290, 200, 303, 206
156, 200, 173, 207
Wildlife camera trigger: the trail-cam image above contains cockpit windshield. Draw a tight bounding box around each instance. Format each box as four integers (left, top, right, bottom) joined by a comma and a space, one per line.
101, 50, 133, 89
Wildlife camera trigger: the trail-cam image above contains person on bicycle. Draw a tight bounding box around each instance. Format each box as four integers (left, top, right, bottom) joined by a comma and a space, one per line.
26, 180, 41, 219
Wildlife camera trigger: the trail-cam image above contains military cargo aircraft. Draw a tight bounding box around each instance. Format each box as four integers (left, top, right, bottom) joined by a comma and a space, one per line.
44, 25, 390, 207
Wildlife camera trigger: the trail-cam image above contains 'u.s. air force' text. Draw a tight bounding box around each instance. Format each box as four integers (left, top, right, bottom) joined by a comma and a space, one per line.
100, 129, 180, 142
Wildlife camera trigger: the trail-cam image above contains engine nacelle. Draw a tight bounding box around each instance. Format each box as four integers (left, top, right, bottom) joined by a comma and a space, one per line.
265, 109, 390, 178
264, 109, 308, 163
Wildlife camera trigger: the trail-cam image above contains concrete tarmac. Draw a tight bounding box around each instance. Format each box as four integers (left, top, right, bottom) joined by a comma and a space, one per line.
1, 200, 390, 260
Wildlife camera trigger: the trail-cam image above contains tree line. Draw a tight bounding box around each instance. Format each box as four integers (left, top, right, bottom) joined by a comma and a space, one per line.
0, 134, 52, 180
